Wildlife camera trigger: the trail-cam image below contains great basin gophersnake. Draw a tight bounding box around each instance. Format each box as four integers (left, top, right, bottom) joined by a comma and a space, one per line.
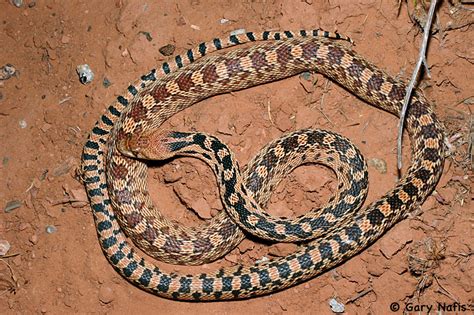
81, 29, 445, 300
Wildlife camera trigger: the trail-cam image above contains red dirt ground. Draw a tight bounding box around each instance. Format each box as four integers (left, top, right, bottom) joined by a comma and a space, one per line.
1, 1, 472, 314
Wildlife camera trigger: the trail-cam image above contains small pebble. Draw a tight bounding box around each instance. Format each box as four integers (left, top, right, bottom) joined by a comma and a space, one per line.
10, 0, 22, 7
45, 225, 57, 234
159, 44, 175, 56
19, 120, 27, 129
29, 234, 38, 245
256, 256, 269, 264
219, 18, 229, 24
5, 200, 22, 213
329, 298, 345, 313
0, 64, 17, 80
230, 28, 246, 36
368, 158, 387, 174
60, 35, 70, 44
76, 64, 94, 84
102, 77, 111, 88
98, 285, 115, 304
19, 222, 31, 230
139, 31, 153, 42
300, 71, 311, 81
0, 239, 11, 256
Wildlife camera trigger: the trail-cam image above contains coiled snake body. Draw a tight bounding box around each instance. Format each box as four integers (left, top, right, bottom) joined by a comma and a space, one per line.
81, 30, 444, 300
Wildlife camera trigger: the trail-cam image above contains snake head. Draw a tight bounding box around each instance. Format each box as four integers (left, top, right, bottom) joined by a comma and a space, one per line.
117, 130, 177, 161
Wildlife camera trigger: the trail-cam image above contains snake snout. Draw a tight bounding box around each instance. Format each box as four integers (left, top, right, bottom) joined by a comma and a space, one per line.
118, 130, 177, 161
116, 134, 149, 159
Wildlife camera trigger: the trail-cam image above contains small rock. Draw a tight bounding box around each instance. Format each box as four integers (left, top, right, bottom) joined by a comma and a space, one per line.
173, 184, 194, 207
224, 253, 239, 263
11, 0, 23, 7
176, 16, 186, 26
159, 44, 175, 56
19, 119, 27, 129
299, 74, 315, 93
121, 48, 129, 57
29, 234, 38, 245
329, 298, 345, 313
0, 239, 11, 256
76, 64, 94, 84
230, 28, 246, 36
190, 197, 212, 219
102, 77, 111, 88
237, 239, 254, 254
40, 123, 52, 133
60, 35, 70, 44
366, 261, 385, 277
256, 256, 269, 264
163, 168, 182, 183
45, 225, 57, 234
368, 158, 387, 174
5, 200, 22, 213
0, 64, 17, 80
219, 18, 229, 24
70, 188, 88, 202
63, 294, 73, 307
98, 285, 114, 304
138, 31, 153, 42
300, 71, 312, 81
19, 222, 30, 230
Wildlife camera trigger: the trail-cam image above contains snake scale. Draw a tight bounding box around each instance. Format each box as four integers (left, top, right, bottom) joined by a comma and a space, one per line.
81, 29, 445, 300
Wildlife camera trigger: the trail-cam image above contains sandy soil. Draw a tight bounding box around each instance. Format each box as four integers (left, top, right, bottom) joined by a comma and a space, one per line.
1, 0, 472, 314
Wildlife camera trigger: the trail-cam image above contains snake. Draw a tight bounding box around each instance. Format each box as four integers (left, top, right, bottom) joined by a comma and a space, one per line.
81, 29, 445, 300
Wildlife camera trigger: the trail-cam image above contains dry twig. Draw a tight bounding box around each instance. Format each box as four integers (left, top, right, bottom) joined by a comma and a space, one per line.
397, 0, 439, 174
